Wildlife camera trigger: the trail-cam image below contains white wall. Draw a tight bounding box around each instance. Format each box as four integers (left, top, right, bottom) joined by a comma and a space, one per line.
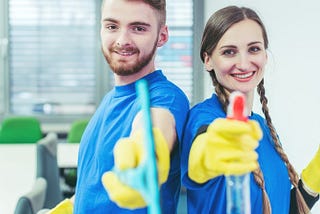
204, 0, 320, 212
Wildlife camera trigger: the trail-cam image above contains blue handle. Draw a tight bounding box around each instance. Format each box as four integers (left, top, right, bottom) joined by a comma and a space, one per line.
113, 79, 160, 214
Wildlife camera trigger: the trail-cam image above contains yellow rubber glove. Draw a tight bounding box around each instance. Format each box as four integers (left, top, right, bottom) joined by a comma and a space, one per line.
301, 146, 320, 193
101, 128, 170, 209
49, 199, 73, 214
188, 118, 262, 183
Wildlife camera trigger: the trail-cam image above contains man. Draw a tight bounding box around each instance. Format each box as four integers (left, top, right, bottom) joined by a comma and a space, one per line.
50, 0, 189, 213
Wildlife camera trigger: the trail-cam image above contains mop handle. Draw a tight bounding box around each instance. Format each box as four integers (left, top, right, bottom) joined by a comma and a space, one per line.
113, 79, 160, 214
135, 79, 161, 214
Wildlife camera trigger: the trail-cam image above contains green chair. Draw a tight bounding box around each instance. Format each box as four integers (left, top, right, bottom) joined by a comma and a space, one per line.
0, 116, 43, 143
66, 119, 89, 143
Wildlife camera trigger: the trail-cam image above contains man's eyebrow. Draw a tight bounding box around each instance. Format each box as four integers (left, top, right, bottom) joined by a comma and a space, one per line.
102, 18, 118, 23
101, 19, 151, 28
129, 21, 151, 27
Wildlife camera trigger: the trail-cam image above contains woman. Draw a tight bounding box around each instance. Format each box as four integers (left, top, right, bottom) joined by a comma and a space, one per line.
181, 5, 320, 213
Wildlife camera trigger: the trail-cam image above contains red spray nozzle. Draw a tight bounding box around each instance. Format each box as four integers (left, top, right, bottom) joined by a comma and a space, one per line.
227, 91, 248, 122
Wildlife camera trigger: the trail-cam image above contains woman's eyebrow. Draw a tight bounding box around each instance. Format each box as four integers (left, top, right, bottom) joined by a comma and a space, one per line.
248, 41, 263, 46
219, 45, 237, 50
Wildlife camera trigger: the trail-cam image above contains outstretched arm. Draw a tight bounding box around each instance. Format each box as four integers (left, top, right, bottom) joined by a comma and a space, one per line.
132, 107, 176, 151
290, 147, 320, 213
101, 107, 176, 209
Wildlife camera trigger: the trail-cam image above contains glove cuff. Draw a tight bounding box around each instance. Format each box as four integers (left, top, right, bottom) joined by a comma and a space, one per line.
49, 199, 73, 214
301, 146, 320, 193
301, 167, 320, 193
301, 178, 319, 197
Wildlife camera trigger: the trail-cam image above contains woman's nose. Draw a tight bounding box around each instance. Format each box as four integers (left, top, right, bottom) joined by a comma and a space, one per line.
235, 54, 251, 71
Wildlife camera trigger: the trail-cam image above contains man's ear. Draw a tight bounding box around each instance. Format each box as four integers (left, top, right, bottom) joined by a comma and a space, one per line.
157, 25, 168, 47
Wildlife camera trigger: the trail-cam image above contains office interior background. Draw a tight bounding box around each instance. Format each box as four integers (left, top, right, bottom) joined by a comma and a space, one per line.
0, 0, 320, 212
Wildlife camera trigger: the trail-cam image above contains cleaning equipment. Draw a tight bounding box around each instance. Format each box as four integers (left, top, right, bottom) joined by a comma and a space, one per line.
112, 79, 160, 214
226, 91, 250, 214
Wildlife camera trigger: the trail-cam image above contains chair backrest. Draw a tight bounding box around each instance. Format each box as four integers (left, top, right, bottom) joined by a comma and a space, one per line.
67, 119, 89, 143
36, 132, 63, 209
0, 116, 42, 144
14, 177, 47, 214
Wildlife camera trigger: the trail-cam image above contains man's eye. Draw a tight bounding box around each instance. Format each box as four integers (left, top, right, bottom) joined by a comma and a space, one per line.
107, 25, 117, 30
133, 26, 146, 32
103, 24, 117, 30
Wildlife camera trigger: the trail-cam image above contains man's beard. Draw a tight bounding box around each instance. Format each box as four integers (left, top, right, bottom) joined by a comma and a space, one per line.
102, 40, 158, 76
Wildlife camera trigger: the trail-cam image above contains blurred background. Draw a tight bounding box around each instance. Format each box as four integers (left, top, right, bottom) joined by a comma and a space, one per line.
0, 0, 320, 213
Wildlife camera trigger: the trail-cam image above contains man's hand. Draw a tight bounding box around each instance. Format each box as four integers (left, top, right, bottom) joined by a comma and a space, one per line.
101, 128, 170, 209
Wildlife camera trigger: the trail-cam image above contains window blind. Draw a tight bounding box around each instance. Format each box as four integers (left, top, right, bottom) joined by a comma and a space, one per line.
8, 0, 97, 115
157, 0, 193, 101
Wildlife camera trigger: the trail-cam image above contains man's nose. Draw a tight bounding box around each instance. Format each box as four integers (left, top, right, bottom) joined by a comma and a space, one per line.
115, 30, 131, 47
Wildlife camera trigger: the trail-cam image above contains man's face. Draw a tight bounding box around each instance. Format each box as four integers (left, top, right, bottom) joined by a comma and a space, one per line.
100, 0, 167, 77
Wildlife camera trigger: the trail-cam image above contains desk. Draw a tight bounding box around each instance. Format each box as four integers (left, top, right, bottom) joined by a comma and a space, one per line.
0, 143, 79, 213
57, 143, 79, 168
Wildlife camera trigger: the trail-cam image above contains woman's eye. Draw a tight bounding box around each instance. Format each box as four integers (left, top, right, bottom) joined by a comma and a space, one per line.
249, 46, 261, 53
222, 49, 236, 56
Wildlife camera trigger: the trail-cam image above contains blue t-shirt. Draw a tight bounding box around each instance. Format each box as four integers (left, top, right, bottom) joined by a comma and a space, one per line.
181, 94, 291, 213
74, 70, 189, 213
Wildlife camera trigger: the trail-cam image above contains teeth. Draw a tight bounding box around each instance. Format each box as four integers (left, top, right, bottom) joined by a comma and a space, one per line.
233, 72, 253, 79
119, 52, 133, 56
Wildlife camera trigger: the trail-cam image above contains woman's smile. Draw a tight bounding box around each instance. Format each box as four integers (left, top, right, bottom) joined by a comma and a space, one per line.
231, 71, 256, 82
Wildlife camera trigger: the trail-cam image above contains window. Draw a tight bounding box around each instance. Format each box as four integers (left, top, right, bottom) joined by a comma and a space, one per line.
3, 0, 202, 119
8, 0, 98, 115
0, 1, 8, 115
156, 0, 193, 101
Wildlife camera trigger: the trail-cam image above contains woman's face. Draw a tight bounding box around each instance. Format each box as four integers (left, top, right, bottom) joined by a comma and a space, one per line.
204, 19, 267, 95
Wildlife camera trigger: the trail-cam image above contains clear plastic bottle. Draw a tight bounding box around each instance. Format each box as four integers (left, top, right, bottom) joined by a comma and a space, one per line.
226, 92, 251, 214
226, 174, 251, 214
